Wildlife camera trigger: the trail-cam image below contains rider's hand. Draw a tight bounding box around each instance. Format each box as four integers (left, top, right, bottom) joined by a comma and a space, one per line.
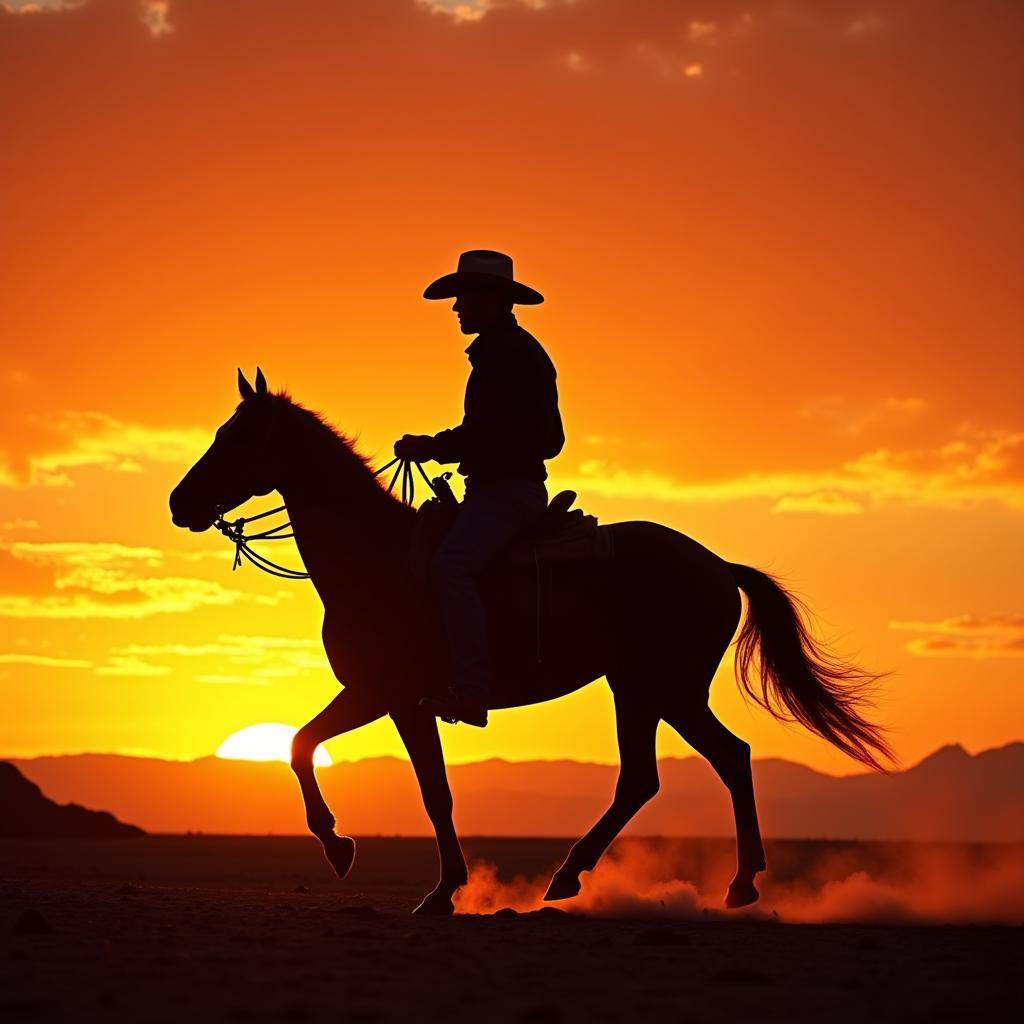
394, 434, 435, 462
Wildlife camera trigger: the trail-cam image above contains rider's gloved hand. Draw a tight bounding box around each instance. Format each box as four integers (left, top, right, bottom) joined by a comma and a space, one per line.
394, 434, 435, 462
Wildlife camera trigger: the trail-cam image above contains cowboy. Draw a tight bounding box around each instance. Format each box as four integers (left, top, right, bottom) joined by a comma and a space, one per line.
395, 250, 565, 727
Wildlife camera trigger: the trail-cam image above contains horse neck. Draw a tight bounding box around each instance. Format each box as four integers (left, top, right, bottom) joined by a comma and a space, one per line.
274, 413, 412, 599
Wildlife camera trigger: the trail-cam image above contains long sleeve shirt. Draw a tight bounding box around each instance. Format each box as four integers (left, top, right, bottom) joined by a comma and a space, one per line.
430, 313, 564, 484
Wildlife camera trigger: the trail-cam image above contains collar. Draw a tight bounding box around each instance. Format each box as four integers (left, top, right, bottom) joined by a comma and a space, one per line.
465, 312, 518, 358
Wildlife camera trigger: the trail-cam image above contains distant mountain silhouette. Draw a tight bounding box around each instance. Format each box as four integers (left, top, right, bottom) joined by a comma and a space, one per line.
0, 761, 144, 839
8, 743, 1022, 841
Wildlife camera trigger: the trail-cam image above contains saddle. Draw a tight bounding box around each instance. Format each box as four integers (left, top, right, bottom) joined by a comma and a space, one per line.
408, 475, 614, 583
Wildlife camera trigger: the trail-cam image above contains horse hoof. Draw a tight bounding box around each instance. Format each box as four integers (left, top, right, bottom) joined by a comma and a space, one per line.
320, 834, 356, 880
412, 892, 455, 916
544, 871, 581, 902
725, 879, 760, 909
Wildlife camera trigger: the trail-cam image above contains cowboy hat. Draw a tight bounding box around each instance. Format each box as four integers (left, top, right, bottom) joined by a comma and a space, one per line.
423, 249, 544, 305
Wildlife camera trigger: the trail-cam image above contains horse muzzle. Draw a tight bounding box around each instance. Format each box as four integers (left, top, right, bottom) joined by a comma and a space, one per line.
170, 508, 215, 532
169, 486, 216, 532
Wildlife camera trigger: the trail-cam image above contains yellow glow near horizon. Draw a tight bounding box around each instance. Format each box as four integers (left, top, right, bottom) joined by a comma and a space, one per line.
215, 723, 332, 768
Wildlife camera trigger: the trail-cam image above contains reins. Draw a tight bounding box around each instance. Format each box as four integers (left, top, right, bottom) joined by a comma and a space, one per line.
212, 457, 439, 581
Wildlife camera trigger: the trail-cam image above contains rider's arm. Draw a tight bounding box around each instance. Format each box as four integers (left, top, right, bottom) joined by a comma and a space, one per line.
430, 424, 466, 464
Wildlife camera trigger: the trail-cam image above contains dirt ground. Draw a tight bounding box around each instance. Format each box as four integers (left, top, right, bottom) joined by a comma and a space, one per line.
0, 837, 1018, 1023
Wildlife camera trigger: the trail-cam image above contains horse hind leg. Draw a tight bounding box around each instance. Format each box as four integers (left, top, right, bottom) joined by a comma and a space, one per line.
663, 700, 766, 908
545, 688, 661, 901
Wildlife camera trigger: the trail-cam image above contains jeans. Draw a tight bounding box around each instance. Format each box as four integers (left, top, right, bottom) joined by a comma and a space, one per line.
430, 477, 548, 699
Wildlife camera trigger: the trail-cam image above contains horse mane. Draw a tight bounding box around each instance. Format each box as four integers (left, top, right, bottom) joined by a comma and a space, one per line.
254, 389, 403, 505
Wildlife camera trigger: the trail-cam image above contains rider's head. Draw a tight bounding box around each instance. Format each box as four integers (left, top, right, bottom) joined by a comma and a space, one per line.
452, 284, 514, 336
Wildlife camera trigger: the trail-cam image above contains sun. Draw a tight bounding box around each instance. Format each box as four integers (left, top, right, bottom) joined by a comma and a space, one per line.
215, 723, 332, 767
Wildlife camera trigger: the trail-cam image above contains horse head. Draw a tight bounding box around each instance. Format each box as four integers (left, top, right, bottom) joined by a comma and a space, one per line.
169, 367, 280, 532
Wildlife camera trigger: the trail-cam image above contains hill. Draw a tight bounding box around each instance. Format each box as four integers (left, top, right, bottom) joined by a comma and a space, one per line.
0, 761, 144, 839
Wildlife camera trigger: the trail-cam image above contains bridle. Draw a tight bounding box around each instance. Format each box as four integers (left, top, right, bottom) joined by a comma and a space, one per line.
212, 456, 443, 581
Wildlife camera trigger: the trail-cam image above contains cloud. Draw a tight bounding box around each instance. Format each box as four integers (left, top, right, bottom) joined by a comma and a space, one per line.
688, 20, 718, 43
97, 633, 329, 683
0, 541, 285, 619
139, 0, 171, 37
418, 0, 488, 21
2, 0, 170, 36
563, 49, 591, 74
558, 429, 1024, 514
0, 518, 39, 531
95, 655, 172, 677
0, 411, 208, 489
0, 653, 92, 668
797, 395, 929, 437
416, 0, 552, 23
1, 0, 83, 11
889, 615, 1024, 658
771, 492, 862, 516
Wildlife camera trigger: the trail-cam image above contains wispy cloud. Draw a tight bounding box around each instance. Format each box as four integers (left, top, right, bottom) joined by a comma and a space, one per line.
95, 655, 172, 677
139, 0, 172, 37
771, 492, 862, 516
0, 518, 39, 532
688, 20, 718, 43
890, 615, 1024, 658
98, 633, 329, 684
797, 395, 928, 437
3, 0, 172, 36
416, 0, 551, 23
558, 430, 1024, 514
0, 411, 207, 489
416, 0, 489, 22
0, 653, 92, 668
1, 1, 84, 12
0, 541, 285, 619
563, 50, 592, 74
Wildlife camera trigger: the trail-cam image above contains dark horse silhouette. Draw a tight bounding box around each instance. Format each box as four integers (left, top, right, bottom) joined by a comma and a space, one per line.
170, 369, 891, 915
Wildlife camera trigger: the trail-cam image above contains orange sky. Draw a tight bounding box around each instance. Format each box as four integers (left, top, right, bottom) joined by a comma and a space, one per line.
1, 0, 1022, 775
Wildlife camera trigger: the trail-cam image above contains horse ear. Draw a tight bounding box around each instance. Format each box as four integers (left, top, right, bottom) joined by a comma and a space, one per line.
238, 368, 256, 401
255, 366, 268, 396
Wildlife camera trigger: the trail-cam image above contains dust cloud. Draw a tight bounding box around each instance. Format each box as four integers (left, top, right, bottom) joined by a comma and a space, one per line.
454, 840, 1024, 924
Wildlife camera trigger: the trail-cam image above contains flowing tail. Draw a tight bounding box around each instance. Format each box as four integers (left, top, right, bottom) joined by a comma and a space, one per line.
729, 563, 893, 772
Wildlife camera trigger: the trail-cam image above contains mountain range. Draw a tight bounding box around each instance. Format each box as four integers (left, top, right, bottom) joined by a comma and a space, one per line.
7, 742, 1021, 841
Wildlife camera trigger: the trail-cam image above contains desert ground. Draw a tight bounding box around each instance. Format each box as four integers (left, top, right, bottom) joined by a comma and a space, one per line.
1, 836, 1019, 1023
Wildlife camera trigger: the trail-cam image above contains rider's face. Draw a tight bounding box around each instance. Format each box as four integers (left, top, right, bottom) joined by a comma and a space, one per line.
452, 286, 512, 335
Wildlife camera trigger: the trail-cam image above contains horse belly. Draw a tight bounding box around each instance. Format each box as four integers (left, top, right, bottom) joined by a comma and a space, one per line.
485, 558, 615, 707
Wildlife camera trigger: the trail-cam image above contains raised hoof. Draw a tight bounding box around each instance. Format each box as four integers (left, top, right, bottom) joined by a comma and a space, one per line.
725, 878, 760, 909
320, 834, 356, 880
412, 891, 456, 916
543, 871, 582, 902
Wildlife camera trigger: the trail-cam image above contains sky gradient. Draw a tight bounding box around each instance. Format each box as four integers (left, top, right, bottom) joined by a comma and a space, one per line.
1, 0, 1021, 774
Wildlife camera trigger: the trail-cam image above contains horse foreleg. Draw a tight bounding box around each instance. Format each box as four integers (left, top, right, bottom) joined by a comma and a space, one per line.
290, 689, 387, 880
664, 702, 766, 908
391, 706, 467, 916
545, 690, 661, 901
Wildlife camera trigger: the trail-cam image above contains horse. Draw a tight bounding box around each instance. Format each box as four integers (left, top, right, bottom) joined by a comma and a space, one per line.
169, 368, 892, 915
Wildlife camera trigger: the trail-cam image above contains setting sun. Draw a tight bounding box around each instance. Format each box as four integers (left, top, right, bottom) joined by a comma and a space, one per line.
215, 723, 332, 767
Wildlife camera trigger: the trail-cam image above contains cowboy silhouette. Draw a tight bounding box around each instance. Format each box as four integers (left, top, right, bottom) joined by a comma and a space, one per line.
395, 250, 565, 727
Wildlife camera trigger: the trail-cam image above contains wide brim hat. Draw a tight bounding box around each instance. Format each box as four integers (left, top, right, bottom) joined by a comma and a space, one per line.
423, 249, 544, 305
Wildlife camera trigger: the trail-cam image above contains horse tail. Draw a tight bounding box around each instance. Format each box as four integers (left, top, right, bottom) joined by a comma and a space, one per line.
728, 563, 893, 772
